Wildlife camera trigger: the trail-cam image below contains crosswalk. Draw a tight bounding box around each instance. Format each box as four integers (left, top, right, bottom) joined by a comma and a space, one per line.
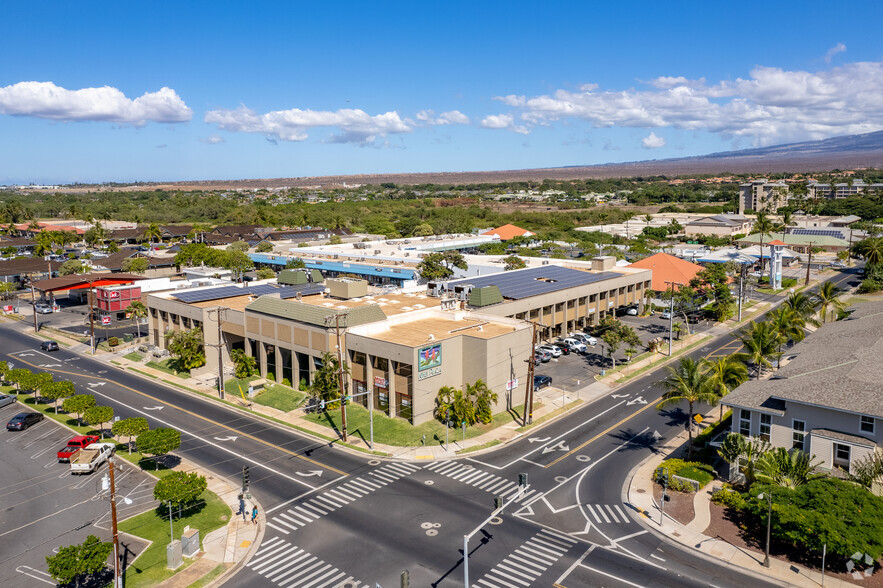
247, 536, 365, 588
474, 528, 577, 588
266, 462, 422, 535
585, 503, 633, 525
422, 461, 537, 503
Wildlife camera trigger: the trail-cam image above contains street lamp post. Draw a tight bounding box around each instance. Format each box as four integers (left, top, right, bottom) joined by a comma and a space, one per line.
757, 492, 772, 568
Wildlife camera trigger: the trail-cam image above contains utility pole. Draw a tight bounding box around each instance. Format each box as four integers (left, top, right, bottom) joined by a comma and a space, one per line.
30, 282, 38, 333
88, 278, 96, 355
109, 458, 122, 588
664, 281, 680, 357
206, 308, 227, 399
738, 264, 746, 321
522, 321, 538, 426
334, 313, 347, 443
805, 241, 815, 286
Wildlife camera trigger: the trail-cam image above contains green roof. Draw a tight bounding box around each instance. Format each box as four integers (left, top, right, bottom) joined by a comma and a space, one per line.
277, 269, 308, 285
468, 285, 503, 307
737, 232, 849, 247
245, 296, 386, 326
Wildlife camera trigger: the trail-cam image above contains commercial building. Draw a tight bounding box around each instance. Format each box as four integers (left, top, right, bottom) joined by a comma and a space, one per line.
627, 252, 704, 292
722, 302, 883, 482
806, 180, 883, 200
147, 259, 651, 425
736, 232, 849, 254
684, 214, 754, 238
738, 179, 789, 214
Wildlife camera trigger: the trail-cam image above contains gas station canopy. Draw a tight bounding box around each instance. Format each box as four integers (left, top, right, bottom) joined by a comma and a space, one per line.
31, 273, 148, 293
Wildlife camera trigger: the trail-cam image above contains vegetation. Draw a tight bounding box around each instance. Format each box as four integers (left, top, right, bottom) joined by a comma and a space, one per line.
152, 471, 208, 519
62, 393, 96, 426
434, 379, 498, 425
83, 405, 114, 438
165, 329, 205, 370
655, 358, 719, 459
595, 317, 641, 369
308, 351, 348, 405
136, 427, 182, 470
416, 250, 468, 279
230, 348, 258, 379
46, 534, 113, 587
41, 380, 75, 413
112, 417, 150, 453
654, 458, 716, 490
128, 300, 148, 339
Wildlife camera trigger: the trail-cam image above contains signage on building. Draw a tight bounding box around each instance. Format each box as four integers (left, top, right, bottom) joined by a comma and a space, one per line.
417, 343, 442, 380
101, 316, 111, 325
109, 291, 120, 299
506, 379, 519, 391
373, 376, 388, 388
2, 305, 12, 313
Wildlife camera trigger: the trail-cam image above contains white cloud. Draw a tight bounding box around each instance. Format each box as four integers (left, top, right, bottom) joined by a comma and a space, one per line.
204, 106, 411, 144
416, 109, 470, 125
641, 131, 666, 149
199, 135, 225, 144
0, 81, 191, 125
490, 60, 883, 146
824, 43, 846, 63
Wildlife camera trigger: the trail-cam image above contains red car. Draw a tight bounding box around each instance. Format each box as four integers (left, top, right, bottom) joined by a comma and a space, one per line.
57, 435, 100, 462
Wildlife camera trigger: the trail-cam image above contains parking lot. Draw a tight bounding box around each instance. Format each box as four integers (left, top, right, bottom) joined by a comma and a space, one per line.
0, 398, 155, 587
532, 312, 716, 394
20, 293, 144, 343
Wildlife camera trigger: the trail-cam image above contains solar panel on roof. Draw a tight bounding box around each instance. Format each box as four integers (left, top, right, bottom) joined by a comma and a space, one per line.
448, 266, 618, 300
790, 229, 845, 239
247, 284, 282, 296
173, 285, 249, 303
278, 284, 325, 298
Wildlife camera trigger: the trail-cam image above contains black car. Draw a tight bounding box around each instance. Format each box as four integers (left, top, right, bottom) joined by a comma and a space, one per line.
40, 340, 59, 352
533, 375, 552, 389
7, 412, 44, 431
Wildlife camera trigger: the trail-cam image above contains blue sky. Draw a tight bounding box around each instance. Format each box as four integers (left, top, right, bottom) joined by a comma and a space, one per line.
2, 1, 882, 184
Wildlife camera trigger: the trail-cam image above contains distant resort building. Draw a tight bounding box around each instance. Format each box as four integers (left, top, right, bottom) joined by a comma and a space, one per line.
684, 214, 754, 238
480, 224, 535, 241
738, 179, 789, 214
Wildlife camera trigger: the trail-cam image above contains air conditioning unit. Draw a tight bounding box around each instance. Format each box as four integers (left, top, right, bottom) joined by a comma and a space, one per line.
427, 281, 448, 297
454, 284, 473, 300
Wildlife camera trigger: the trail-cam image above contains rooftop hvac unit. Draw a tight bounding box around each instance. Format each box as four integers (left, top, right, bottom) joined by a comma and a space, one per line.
542, 260, 550, 265
427, 281, 448, 297
454, 284, 473, 300
374, 250, 381, 255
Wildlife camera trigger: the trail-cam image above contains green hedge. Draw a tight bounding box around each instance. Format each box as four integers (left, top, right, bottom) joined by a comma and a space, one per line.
655, 458, 716, 491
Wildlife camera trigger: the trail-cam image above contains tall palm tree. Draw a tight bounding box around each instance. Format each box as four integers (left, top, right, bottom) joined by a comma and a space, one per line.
753, 212, 776, 282
852, 236, 883, 266
128, 301, 148, 340
702, 356, 749, 418
783, 291, 820, 326
736, 321, 781, 379
144, 223, 162, 245
814, 280, 845, 324
766, 307, 806, 367
656, 358, 719, 458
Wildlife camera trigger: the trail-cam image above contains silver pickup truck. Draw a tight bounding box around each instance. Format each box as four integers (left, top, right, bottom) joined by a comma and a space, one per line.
70, 442, 116, 474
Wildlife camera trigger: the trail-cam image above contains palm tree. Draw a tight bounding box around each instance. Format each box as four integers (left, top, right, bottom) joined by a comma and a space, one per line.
33, 231, 53, 256
852, 236, 883, 266
766, 307, 806, 367
717, 433, 770, 485
736, 321, 781, 379
656, 358, 719, 458
128, 301, 148, 340
753, 212, 776, 282
144, 223, 162, 245
813, 280, 845, 324
702, 356, 748, 418
783, 291, 820, 326
755, 448, 821, 489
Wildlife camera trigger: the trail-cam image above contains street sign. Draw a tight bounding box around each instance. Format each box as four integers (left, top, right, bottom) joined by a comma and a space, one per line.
101, 316, 111, 325
693, 414, 704, 423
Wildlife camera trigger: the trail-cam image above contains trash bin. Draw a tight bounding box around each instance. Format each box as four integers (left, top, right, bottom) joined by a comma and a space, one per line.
123, 333, 134, 342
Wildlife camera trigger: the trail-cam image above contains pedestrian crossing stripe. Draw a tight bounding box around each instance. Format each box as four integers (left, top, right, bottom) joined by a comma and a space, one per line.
265, 462, 422, 535
585, 503, 632, 524
247, 537, 365, 588
423, 461, 537, 503
474, 529, 577, 588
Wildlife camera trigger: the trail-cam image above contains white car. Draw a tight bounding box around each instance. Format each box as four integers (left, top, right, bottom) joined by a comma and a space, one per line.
660, 311, 672, 320
626, 307, 638, 316
34, 303, 53, 314
562, 338, 587, 353
538, 344, 562, 358
570, 332, 598, 346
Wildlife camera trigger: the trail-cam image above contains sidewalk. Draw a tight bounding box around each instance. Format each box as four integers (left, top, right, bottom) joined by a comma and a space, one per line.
625, 427, 853, 588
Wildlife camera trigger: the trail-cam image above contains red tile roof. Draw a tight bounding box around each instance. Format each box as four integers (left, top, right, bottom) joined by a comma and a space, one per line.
480, 224, 535, 241
628, 252, 705, 292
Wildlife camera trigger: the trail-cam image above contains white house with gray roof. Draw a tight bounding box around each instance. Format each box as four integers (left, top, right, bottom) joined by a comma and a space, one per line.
722, 302, 883, 477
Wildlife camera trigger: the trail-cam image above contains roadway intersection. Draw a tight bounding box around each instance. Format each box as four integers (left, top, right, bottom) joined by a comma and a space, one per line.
0, 266, 860, 587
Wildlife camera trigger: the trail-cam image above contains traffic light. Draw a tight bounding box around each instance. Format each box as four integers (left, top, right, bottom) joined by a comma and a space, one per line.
494, 496, 503, 510
518, 473, 528, 487
319, 399, 325, 410
242, 466, 250, 491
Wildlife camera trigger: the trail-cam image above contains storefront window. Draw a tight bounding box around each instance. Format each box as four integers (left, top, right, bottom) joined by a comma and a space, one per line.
397, 393, 412, 422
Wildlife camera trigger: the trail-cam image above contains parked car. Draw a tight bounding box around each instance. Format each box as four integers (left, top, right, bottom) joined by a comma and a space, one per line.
626, 307, 638, 316
535, 349, 551, 363
561, 337, 587, 353
57, 435, 101, 462
70, 442, 116, 474
40, 340, 59, 352
533, 375, 552, 389
34, 303, 53, 314
0, 394, 17, 409
660, 311, 672, 320
6, 412, 44, 431
538, 344, 562, 358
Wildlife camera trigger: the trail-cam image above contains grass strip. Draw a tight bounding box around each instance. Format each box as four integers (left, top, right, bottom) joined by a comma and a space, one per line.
185, 564, 229, 588
119, 491, 229, 588
615, 335, 712, 383
457, 440, 501, 454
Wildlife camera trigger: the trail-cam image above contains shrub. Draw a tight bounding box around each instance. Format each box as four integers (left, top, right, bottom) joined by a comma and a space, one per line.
281, 377, 291, 387
858, 278, 883, 293
655, 458, 716, 488
711, 485, 747, 509
266, 372, 275, 382
299, 378, 308, 391
108, 336, 120, 347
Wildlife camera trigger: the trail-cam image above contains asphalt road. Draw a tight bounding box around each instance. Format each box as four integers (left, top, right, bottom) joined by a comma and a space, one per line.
0, 265, 860, 588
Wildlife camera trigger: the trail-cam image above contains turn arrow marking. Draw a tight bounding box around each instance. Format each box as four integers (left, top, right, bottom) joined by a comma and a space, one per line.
652, 430, 663, 441
88, 382, 106, 387
528, 437, 551, 443
213, 436, 238, 442
295, 470, 323, 478
627, 396, 648, 406
143, 406, 163, 411
611, 394, 629, 398
542, 441, 570, 454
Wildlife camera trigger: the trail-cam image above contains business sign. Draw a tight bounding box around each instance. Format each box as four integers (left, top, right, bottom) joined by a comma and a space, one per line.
2, 305, 12, 313
417, 344, 442, 380
101, 316, 111, 325
109, 291, 120, 299
506, 379, 519, 391
373, 376, 388, 388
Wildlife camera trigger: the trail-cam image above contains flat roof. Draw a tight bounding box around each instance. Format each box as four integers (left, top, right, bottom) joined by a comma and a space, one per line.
448, 265, 623, 300
365, 316, 518, 347
297, 291, 442, 316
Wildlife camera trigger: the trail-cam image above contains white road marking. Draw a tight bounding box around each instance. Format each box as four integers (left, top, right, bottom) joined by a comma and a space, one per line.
577, 563, 646, 587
